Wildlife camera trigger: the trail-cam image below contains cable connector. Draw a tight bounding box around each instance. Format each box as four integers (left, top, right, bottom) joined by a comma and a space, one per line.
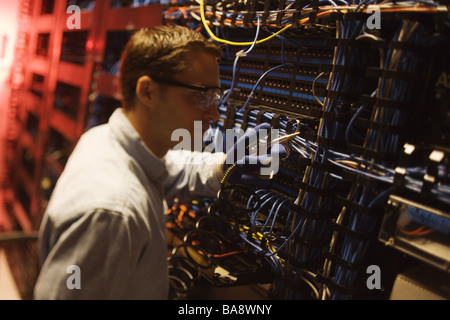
236, 50, 247, 57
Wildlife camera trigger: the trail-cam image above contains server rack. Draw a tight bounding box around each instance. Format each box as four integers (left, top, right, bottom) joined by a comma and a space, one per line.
2, 0, 33, 233
5, 0, 163, 233
163, 1, 450, 300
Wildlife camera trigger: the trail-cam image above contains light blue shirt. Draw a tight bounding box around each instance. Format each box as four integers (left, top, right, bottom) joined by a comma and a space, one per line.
33, 108, 224, 300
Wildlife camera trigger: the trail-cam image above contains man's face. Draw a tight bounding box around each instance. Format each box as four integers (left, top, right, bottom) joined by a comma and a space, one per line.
157, 48, 221, 149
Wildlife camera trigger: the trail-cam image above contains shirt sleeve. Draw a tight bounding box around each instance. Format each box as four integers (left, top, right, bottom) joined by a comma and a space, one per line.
163, 150, 226, 203
33, 209, 141, 300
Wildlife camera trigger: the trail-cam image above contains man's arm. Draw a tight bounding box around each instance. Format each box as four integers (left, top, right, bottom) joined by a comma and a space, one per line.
164, 149, 226, 203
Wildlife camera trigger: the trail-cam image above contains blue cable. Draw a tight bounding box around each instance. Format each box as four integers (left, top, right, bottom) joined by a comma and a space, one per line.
239, 63, 293, 112
220, 15, 261, 105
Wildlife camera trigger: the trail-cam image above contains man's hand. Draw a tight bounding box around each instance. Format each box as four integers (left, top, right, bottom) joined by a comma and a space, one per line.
222, 123, 287, 187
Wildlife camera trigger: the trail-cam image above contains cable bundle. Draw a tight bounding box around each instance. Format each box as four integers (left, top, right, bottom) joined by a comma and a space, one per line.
319, 17, 441, 300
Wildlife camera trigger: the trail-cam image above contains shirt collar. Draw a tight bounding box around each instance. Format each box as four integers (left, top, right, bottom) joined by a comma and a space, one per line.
108, 108, 168, 183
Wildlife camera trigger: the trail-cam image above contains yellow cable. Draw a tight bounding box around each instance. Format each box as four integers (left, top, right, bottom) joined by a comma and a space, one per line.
199, 0, 293, 46
198, 1, 443, 47
238, 225, 277, 254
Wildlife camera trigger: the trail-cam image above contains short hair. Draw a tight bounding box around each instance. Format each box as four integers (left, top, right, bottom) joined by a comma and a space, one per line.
119, 25, 222, 109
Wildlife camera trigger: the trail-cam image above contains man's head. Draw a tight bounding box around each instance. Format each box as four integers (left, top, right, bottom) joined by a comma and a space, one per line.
119, 25, 223, 157
119, 25, 222, 110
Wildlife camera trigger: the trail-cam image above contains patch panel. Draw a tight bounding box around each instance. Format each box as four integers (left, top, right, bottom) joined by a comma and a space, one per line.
289, 99, 320, 117
236, 74, 261, 86
234, 87, 254, 103
260, 92, 289, 109
264, 78, 293, 91
219, 30, 334, 118
298, 65, 328, 81
238, 60, 267, 71
295, 80, 324, 98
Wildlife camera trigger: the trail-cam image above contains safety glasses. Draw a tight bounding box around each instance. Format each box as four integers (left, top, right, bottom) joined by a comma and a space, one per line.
150, 75, 223, 110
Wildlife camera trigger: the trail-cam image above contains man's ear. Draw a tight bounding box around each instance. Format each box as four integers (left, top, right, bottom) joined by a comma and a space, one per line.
136, 75, 159, 109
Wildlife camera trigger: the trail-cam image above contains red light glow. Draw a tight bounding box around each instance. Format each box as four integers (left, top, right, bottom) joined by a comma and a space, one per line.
0, 0, 20, 83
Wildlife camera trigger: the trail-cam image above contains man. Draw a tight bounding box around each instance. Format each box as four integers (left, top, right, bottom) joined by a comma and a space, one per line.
33, 25, 227, 299
34, 25, 283, 300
